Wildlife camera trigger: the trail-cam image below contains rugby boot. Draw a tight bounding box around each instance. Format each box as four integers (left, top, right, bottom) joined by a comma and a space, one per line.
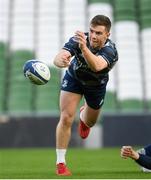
56, 163, 72, 176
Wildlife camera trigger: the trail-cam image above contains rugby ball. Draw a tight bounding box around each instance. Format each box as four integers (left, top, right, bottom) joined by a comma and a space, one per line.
23, 60, 51, 85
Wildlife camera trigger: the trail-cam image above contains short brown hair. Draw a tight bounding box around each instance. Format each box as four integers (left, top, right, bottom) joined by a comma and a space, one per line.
90, 15, 111, 32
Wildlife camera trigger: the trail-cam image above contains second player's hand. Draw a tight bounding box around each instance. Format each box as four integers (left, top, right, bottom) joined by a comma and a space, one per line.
121, 146, 132, 159
121, 146, 139, 160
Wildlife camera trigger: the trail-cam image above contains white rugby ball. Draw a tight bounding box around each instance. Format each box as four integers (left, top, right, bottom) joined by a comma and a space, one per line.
23, 60, 51, 85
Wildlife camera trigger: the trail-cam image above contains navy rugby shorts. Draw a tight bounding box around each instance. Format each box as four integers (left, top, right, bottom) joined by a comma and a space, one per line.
61, 71, 108, 110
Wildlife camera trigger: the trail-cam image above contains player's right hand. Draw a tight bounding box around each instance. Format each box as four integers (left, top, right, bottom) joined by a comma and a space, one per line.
60, 52, 71, 67
54, 49, 71, 68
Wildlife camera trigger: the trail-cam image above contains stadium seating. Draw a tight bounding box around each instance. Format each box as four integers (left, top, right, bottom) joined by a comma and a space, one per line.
37, 0, 60, 65
63, 0, 86, 42
36, 67, 60, 113
0, 42, 6, 112
3, 48, 61, 114
0, 0, 151, 114
8, 50, 34, 113
113, 0, 144, 111
139, 0, 151, 106
88, 0, 111, 3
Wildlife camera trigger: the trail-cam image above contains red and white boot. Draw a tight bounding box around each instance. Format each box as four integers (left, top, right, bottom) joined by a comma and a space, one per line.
56, 163, 72, 176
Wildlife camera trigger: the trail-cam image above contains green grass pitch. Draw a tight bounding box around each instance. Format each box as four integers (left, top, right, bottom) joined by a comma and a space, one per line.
1, 148, 151, 179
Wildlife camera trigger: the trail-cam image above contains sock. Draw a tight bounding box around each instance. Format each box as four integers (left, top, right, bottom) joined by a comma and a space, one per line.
56, 149, 66, 164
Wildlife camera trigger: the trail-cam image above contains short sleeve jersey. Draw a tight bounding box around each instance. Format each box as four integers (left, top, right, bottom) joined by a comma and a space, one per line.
63, 32, 118, 86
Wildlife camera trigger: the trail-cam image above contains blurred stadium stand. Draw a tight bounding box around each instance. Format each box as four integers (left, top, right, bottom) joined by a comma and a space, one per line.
0, 0, 151, 147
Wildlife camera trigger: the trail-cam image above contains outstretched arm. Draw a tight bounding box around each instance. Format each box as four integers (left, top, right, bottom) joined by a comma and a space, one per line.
121, 146, 151, 170
53, 49, 72, 68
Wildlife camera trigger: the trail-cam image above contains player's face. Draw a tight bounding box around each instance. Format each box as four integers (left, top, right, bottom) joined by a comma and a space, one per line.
89, 25, 110, 49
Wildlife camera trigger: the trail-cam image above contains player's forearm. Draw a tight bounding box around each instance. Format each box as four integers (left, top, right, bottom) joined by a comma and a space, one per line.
81, 47, 106, 72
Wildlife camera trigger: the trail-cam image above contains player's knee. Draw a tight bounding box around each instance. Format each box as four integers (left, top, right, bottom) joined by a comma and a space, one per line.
60, 112, 74, 127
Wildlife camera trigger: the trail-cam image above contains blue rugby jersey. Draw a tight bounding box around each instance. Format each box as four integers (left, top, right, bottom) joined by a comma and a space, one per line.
63, 32, 118, 86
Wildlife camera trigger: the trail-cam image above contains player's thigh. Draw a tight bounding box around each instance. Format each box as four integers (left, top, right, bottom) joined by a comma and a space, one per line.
60, 71, 83, 117
60, 90, 82, 117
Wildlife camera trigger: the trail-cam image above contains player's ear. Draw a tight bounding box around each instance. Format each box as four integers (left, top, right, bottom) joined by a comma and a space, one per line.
107, 32, 110, 38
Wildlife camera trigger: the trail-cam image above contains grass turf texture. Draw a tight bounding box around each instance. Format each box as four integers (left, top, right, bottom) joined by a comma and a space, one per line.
1, 148, 151, 179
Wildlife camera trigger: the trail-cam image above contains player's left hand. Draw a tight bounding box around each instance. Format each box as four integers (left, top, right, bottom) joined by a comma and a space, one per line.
75, 31, 87, 51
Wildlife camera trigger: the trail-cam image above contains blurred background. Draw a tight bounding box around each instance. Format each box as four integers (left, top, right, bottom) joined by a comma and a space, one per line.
0, 0, 151, 148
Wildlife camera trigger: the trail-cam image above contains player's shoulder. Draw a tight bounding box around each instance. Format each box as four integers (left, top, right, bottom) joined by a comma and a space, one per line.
104, 39, 116, 49
100, 39, 118, 61
102, 39, 118, 54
